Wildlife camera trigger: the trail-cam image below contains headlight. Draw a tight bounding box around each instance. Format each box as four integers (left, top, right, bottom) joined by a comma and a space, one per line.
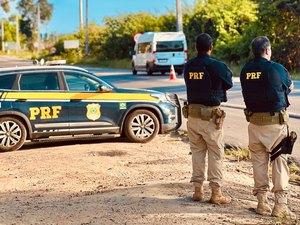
150, 93, 168, 102
151, 92, 179, 107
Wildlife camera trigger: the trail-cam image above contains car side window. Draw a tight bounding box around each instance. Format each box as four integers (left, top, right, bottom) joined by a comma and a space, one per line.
0, 74, 16, 90
64, 72, 100, 92
19, 73, 59, 91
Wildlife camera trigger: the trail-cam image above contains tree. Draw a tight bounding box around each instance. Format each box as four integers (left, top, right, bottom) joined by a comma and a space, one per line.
17, 0, 35, 40
17, 0, 53, 41
256, 0, 300, 71
0, 0, 10, 12
237, 0, 300, 71
101, 13, 162, 59
184, 0, 258, 62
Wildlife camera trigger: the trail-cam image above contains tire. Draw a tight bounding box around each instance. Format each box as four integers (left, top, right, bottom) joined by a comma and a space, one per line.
146, 64, 153, 75
0, 117, 27, 152
132, 63, 137, 75
124, 109, 159, 143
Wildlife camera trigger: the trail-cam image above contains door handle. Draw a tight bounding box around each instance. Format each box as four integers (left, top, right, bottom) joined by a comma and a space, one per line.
16, 99, 27, 102
70, 99, 82, 102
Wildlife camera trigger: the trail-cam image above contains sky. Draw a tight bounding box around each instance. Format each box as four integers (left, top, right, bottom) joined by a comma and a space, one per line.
2, 0, 195, 35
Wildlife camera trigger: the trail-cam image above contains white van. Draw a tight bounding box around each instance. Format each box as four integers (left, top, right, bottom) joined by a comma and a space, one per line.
131, 32, 188, 75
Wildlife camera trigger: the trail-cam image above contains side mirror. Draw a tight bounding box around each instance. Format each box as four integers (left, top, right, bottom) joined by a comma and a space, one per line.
98, 85, 112, 93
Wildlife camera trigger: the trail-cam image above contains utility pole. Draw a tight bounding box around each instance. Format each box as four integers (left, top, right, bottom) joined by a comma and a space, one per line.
16, 14, 20, 52
176, 0, 183, 32
1, 19, 4, 51
79, 0, 83, 30
37, 0, 41, 54
85, 0, 89, 59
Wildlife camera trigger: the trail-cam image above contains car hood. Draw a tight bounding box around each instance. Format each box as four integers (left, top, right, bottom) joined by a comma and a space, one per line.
115, 88, 164, 95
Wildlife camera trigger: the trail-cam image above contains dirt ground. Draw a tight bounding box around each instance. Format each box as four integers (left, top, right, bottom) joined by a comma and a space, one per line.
0, 133, 299, 225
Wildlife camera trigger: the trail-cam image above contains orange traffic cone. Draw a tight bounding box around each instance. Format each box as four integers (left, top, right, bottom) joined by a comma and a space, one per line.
169, 65, 177, 80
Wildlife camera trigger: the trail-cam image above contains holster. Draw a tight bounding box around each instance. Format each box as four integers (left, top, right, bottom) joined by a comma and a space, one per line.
182, 101, 188, 118
279, 109, 289, 124
213, 108, 226, 130
270, 128, 297, 161
244, 108, 252, 122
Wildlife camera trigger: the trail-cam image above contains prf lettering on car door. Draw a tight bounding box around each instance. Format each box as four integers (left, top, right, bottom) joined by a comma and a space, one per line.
29, 106, 62, 120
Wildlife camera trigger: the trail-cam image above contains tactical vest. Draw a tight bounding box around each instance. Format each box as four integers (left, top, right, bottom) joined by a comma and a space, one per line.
240, 60, 286, 112
184, 57, 225, 106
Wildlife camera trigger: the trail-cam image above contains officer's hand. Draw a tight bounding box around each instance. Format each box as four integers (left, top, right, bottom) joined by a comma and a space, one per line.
289, 81, 294, 91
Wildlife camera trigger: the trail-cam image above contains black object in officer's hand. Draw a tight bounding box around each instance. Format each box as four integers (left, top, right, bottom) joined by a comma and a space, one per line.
271, 131, 297, 161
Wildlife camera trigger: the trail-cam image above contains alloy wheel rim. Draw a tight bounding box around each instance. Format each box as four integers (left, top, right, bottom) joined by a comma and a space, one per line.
0, 121, 22, 147
131, 114, 155, 139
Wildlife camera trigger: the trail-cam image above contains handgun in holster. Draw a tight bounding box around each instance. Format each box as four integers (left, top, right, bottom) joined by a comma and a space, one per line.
182, 101, 188, 118
270, 128, 297, 161
214, 108, 226, 130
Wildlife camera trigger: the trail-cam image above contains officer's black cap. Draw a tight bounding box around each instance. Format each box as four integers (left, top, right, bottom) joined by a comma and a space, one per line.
196, 33, 213, 53
251, 36, 271, 58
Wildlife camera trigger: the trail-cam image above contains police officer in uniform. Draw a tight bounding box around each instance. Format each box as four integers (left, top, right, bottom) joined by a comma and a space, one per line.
240, 36, 296, 219
184, 33, 233, 204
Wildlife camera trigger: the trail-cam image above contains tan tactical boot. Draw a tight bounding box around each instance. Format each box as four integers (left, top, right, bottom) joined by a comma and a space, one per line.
271, 193, 296, 219
209, 183, 231, 204
256, 192, 272, 215
193, 186, 204, 201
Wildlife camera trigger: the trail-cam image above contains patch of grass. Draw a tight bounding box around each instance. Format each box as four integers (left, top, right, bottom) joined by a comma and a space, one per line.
78, 58, 131, 69
1, 50, 38, 60
288, 157, 300, 184
225, 145, 251, 162
291, 71, 300, 80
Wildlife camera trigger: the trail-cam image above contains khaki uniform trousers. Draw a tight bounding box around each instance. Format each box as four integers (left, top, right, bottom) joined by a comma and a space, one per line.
248, 123, 290, 195
187, 116, 224, 188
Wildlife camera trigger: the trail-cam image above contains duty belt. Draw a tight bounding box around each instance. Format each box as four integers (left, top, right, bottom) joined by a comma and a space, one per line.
188, 104, 219, 121
244, 110, 289, 125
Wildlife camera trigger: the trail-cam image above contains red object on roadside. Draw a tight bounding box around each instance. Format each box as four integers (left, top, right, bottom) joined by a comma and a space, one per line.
169, 65, 177, 80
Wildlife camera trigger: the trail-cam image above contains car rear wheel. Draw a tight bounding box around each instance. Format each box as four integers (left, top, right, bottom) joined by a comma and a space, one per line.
0, 117, 27, 152
132, 63, 137, 75
124, 109, 159, 143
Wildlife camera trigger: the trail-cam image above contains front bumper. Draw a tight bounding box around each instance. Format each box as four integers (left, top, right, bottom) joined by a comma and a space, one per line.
161, 93, 182, 133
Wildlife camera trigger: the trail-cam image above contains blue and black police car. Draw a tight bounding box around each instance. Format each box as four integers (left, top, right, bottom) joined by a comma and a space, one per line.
0, 65, 181, 152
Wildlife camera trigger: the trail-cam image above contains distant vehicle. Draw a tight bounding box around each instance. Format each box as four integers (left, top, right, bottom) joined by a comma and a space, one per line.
0, 65, 182, 152
131, 32, 188, 75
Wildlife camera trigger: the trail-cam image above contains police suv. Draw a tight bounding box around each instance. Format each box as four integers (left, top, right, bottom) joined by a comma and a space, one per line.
0, 65, 181, 152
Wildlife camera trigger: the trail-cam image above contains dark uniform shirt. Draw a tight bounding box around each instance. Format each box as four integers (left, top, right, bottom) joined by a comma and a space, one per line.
240, 57, 292, 112
184, 53, 233, 106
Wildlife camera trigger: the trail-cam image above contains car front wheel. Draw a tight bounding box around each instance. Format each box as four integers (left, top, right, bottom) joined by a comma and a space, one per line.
0, 117, 27, 152
124, 109, 159, 143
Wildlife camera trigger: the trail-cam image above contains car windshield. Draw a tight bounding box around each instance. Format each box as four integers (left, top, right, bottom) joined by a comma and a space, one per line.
156, 41, 184, 52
